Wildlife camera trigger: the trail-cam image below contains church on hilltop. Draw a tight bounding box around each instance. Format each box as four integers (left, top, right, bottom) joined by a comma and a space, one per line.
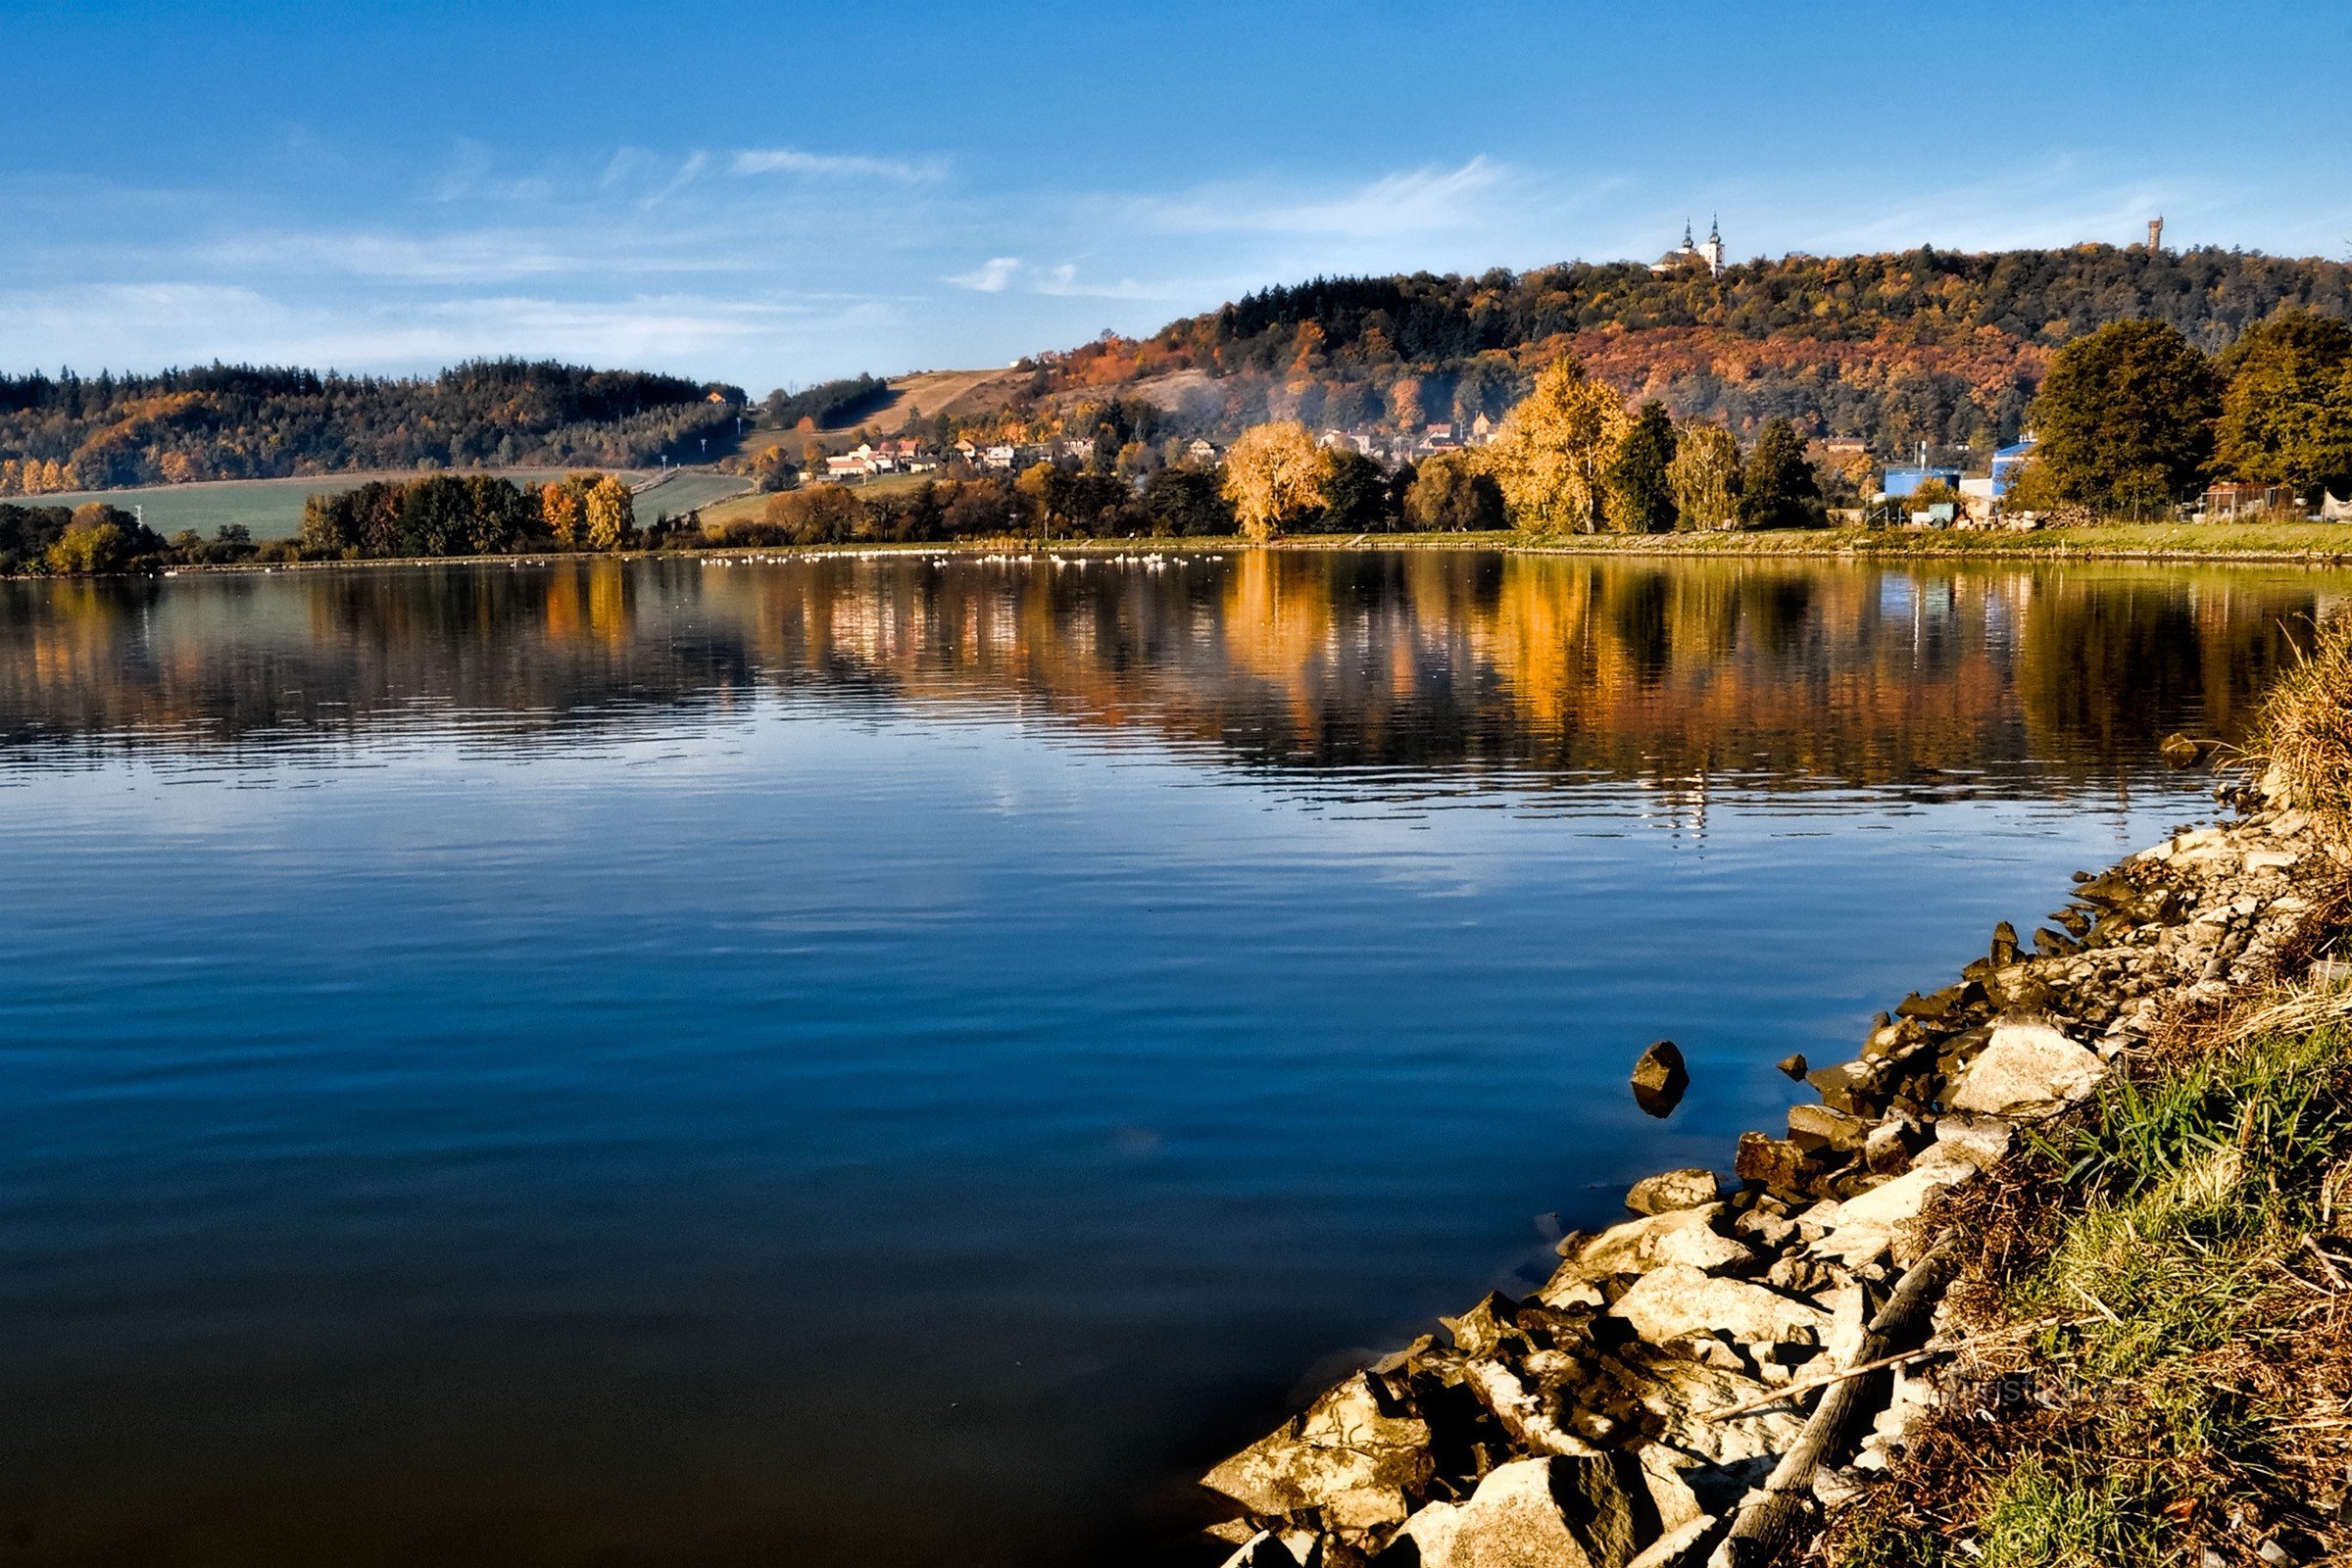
1651, 218, 1726, 277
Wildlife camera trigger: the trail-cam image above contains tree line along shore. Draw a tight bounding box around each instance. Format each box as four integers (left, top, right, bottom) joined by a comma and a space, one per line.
1191, 619, 2352, 1568
10, 303, 2352, 577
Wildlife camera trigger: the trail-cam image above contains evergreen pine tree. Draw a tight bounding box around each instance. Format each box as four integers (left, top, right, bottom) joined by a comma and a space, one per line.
1605, 402, 1680, 532
1738, 419, 1825, 529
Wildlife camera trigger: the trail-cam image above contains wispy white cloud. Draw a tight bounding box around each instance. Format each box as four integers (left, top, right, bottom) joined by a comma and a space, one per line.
0, 280, 856, 376
641, 150, 711, 209
947, 256, 1022, 293
1034, 262, 1169, 300
431, 138, 556, 205
195, 230, 604, 285
731, 147, 943, 183
1139, 157, 1509, 239
941, 257, 1178, 301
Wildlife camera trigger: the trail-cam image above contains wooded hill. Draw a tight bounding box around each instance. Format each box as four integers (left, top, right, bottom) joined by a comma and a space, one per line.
1043, 246, 2352, 455
0, 360, 738, 494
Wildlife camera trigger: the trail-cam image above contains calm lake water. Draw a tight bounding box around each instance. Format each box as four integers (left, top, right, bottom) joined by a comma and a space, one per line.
0, 551, 2342, 1567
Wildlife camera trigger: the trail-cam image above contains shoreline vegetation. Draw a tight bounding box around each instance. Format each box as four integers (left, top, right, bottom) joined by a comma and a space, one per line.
20, 521, 2352, 583
1192, 621, 2352, 1568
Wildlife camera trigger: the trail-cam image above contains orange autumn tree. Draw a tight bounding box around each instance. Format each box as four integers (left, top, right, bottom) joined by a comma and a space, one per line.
540, 476, 596, 547
1221, 420, 1328, 541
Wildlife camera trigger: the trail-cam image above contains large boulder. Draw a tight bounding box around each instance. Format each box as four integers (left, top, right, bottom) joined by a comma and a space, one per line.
1396, 1456, 1640, 1568
1947, 1020, 2106, 1117
1202, 1371, 1433, 1530
1607, 1263, 1833, 1348
1607, 1351, 1806, 1468
1556, 1207, 1751, 1282
1626, 1168, 1722, 1216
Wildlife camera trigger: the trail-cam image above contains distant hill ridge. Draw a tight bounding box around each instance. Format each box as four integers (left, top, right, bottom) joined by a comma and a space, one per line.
1045, 244, 2352, 453
0, 359, 739, 495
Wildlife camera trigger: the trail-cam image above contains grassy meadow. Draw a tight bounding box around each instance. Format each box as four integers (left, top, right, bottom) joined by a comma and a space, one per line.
27, 466, 750, 541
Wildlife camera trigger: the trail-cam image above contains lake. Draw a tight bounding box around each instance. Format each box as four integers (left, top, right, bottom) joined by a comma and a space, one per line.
0, 550, 2339, 1567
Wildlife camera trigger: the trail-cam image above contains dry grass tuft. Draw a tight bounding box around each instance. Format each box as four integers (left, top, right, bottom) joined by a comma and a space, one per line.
2250, 612, 2352, 838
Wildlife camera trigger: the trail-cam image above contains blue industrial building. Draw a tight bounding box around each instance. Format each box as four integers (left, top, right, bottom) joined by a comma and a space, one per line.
1989, 439, 2036, 498
1882, 465, 1962, 499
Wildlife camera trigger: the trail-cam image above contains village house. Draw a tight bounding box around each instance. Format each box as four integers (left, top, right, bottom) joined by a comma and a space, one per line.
2199, 480, 2295, 519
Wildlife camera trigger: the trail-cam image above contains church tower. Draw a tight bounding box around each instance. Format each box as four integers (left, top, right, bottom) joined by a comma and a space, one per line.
1699, 216, 1725, 276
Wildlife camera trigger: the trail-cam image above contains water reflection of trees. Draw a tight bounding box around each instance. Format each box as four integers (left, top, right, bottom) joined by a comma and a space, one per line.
0, 555, 2328, 789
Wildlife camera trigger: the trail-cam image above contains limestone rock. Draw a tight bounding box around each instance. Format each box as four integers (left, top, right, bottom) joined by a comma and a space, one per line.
1626, 1168, 1722, 1216
1464, 1360, 1599, 1459
1442, 1294, 1525, 1358
1775, 1053, 1807, 1080
1860, 1121, 1911, 1175
1787, 1102, 1868, 1152
1220, 1530, 1308, 1568
1834, 1164, 1969, 1231
1608, 1263, 1832, 1348
1567, 1206, 1740, 1279
1948, 1020, 2106, 1117
1395, 1502, 1465, 1566
1636, 1446, 1706, 1536
1401, 1456, 1639, 1568
1607, 1351, 1804, 1466
1650, 1222, 1755, 1276
1631, 1040, 1690, 1118
1624, 1514, 1717, 1568
1914, 1114, 2014, 1174
1201, 1371, 1433, 1526
1733, 1132, 1820, 1200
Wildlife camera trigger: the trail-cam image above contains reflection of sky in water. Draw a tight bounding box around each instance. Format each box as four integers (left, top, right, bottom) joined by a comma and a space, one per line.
0, 554, 2337, 1567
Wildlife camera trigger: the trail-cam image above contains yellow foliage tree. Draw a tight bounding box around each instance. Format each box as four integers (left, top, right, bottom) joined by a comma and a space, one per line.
1221, 420, 1328, 541
1666, 422, 1742, 531
1484, 359, 1631, 533
585, 475, 634, 551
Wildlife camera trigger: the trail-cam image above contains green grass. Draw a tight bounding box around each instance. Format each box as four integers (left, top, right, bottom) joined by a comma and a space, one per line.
632, 471, 753, 519
694, 471, 952, 530
1489, 521, 2352, 560
1837, 1011, 2352, 1568
28, 468, 658, 541
1974, 1461, 2147, 1568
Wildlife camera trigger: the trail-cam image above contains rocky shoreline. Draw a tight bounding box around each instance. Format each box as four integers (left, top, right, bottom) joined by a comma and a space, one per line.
1197, 768, 2338, 1568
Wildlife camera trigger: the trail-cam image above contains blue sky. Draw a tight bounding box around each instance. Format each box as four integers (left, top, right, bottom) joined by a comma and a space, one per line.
5, 0, 2348, 392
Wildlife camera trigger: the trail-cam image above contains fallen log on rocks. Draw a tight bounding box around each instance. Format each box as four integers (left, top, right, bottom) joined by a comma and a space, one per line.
1706, 1234, 1961, 1567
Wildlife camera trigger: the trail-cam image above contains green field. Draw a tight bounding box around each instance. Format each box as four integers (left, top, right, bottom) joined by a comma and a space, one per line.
22, 466, 751, 541
627, 471, 755, 520
1259, 522, 2352, 561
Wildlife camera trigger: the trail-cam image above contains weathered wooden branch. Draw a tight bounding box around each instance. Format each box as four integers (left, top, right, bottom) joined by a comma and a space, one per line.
1705, 1235, 1963, 1568
1704, 1313, 2084, 1423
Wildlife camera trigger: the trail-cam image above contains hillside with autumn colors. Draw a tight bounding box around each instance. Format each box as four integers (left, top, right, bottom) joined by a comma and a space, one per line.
0, 361, 739, 497
1037, 245, 2352, 456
